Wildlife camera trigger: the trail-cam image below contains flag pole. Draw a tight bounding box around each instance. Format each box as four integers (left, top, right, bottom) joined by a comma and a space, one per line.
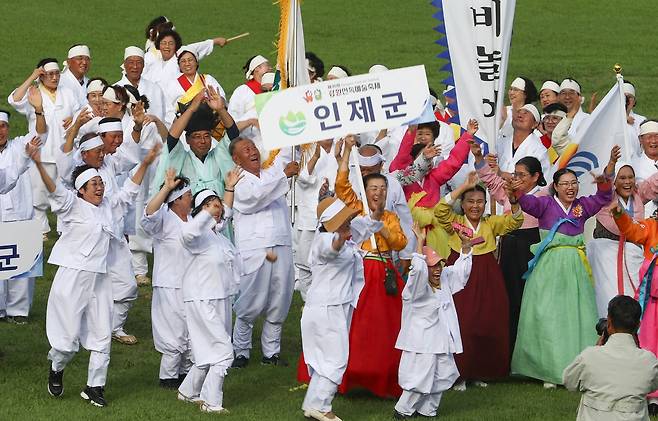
614, 64, 632, 161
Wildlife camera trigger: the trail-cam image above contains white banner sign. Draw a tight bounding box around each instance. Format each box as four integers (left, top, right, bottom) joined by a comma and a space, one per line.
0, 220, 42, 280
255, 65, 429, 150
439, 0, 515, 153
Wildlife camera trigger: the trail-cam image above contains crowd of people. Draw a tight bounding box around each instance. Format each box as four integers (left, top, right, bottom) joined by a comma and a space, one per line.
3, 14, 658, 420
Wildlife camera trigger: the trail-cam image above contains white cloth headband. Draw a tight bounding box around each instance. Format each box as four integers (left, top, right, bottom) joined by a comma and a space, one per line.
124, 46, 144, 60
261, 72, 275, 86
246, 55, 268, 80
623, 82, 636, 97
86, 79, 105, 94
521, 104, 540, 122
327, 66, 348, 79
357, 151, 384, 167
102, 88, 120, 103
306, 58, 315, 72
68, 45, 90, 59
0, 111, 8, 123
194, 189, 218, 208
42, 62, 59, 72
541, 81, 560, 93
560, 79, 581, 94
167, 186, 191, 203
126, 90, 138, 105
318, 199, 346, 226
640, 121, 658, 136
177, 48, 197, 60
74, 168, 100, 190
614, 160, 633, 178
98, 121, 123, 133
511, 77, 525, 90
369, 64, 388, 74
543, 109, 567, 119
79, 136, 104, 152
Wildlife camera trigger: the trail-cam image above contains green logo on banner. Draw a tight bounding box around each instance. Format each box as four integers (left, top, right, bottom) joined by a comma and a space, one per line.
279, 111, 307, 136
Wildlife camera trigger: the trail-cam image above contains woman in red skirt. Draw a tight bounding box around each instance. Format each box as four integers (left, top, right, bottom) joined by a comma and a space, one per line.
435, 172, 523, 391
298, 135, 407, 399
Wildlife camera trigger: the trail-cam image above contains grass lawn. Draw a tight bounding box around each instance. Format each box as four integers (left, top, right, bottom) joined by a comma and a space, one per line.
1, 1, 656, 419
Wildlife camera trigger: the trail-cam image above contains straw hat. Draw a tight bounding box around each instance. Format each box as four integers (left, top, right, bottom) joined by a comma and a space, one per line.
316, 197, 360, 232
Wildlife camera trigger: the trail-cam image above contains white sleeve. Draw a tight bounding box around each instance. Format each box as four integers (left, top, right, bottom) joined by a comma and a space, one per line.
349, 215, 383, 244
7, 89, 31, 115
233, 171, 290, 214
48, 182, 76, 216
401, 253, 429, 301
140, 203, 166, 237
443, 251, 472, 294
187, 39, 214, 61
181, 210, 215, 253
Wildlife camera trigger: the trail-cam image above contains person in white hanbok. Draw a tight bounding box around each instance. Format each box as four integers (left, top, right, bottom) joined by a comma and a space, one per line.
116, 46, 167, 123
300, 197, 382, 421
177, 175, 242, 414
558, 78, 590, 138
394, 224, 472, 419
8, 58, 82, 235
32, 141, 159, 407
632, 121, 658, 218
71, 78, 108, 141
59, 44, 91, 106
230, 137, 299, 368
0, 101, 46, 324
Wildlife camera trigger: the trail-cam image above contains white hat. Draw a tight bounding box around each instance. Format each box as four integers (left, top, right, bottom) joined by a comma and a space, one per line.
0, 111, 9, 123
86, 79, 105, 94
176, 48, 197, 61
559, 79, 581, 94
368, 64, 388, 74
102, 88, 121, 104
540, 80, 560, 93
640, 121, 658, 136
614, 160, 634, 179
623, 82, 636, 97
261, 72, 275, 86
194, 189, 219, 208
124, 46, 145, 60
74, 168, 100, 191
510, 77, 525, 90
327, 66, 348, 79
521, 104, 540, 122
68, 45, 90, 59
98, 119, 123, 133
246, 55, 268, 80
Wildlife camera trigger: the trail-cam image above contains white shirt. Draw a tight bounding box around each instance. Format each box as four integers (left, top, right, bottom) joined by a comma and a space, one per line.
496, 130, 551, 177
0, 132, 38, 221
233, 157, 292, 251
305, 216, 383, 307
569, 108, 590, 138
59, 70, 89, 106
140, 205, 191, 289
294, 144, 338, 231
228, 84, 264, 153
143, 39, 215, 86
163, 73, 226, 127
116, 74, 167, 124
180, 210, 240, 301
8, 85, 81, 163
395, 252, 472, 354
0, 152, 31, 195
47, 179, 139, 273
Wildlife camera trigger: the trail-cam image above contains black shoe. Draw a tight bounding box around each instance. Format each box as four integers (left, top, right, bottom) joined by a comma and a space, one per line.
159, 378, 180, 389
48, 368, 64, 397
6, 316, 27, 325
393, 410, 413, 419
649, 403, 658, 416
81, 386, 107, 407
231, 355, 249, 369
261, 353, 288, 367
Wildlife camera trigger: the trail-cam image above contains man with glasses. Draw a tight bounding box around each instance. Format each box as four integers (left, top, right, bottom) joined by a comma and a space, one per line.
632, 121, 658, 217
60, 44, 91, 105
558, 78, 590, 138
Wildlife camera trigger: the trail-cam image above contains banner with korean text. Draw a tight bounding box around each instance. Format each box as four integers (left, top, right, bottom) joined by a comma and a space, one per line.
255, 65, 429, 150
433, 0, 516, 153
0, 220, 42, 281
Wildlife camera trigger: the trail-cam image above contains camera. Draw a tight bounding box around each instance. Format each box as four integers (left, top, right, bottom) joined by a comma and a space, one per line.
596, 318, 609, 344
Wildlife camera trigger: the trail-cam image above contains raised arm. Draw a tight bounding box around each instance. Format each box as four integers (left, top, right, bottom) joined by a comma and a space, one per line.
334, 135, 363, 212
168, 91, 204, 148
389, 127, 415, 172
206, 86, 239, 140
426, 121, 477, 187
12, 68, 44, 103
612, 204, 651, 246
130, 143, 161, 186
222, 166, 244, 209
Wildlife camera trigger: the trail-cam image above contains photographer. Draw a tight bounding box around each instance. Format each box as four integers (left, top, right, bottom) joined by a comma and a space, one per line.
563, 295, 658, 420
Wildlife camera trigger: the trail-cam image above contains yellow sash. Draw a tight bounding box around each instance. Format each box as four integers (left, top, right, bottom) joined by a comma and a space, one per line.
178, 74, 206, 107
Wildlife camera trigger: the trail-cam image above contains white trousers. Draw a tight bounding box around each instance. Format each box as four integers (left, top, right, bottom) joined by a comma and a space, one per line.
0, 277, 35, 317
105, 240, 138, 333
152, 287, 191, 379
46, 267, 112, 387
293, 229, 315, 301
180, 299, 233, 408
130, 250, 149, 276
233, 245, 294, 358
302, 374, 338, 413
395, 352, 459, 417
29, 162, 56, 234
588, 238, 644, 317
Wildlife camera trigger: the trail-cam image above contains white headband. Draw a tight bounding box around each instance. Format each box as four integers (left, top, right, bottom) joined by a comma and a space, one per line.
74, 168, 100, 191
124, 46, 144, 60
98, 121, 123, 133
560, 79, 581, 94
521, 104, 540, 122
623, 82, 636, 97
194, 189, 218, 208
79, 136, 104, 152
640, 121, 658, 136
540, 81, 560, 93
126, 90, 138, 106
357, 151, 384, 167
68, 45, 90, 59
318, 199, 346, 226
0, 111, 8, 123
614, 161, 633, 179
511, 77, 525, 90
86, 79, 105, 94
368, 64, 388, 74
261, 72, 275, 86
102, 88, 120, 103
306, 58, 315, 72
42, 62, 59, 72
327, 66, 348, 79
543, 109, 567, 119
167, 186, 191, 203
246, 55, 268, 80
177, 48, 197, 61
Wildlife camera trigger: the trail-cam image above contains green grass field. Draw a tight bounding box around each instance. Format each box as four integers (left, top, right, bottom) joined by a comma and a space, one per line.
1, 1, 656, 420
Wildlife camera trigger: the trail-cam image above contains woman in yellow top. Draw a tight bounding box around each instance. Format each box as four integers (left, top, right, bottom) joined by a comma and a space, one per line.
436, 172, 523, 391
334, 135, 407, 398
